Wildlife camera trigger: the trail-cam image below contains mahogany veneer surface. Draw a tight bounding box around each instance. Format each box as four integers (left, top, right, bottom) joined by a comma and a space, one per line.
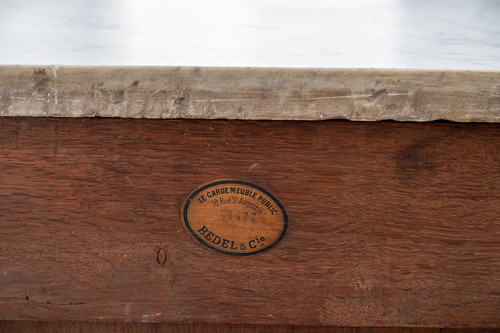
0, 118, 499, 327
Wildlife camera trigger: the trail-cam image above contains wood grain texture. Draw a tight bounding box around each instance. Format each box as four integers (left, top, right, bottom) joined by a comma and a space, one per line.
4, 322, 498, 333
1, 66, 499, 122
0, 118, 499, 327
6, 321, 487, 333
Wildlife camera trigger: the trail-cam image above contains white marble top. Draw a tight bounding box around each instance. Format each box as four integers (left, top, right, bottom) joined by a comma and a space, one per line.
1, 0, 500, 70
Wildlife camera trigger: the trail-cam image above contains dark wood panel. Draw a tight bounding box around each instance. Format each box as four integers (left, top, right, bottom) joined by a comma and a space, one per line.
5, 321, 497, 333
0, 118, 499, 327
2, 321, 499, 333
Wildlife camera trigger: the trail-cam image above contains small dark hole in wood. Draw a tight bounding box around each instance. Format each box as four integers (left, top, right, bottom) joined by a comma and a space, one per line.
156, 248, 167, 267
25, 295, 29, 301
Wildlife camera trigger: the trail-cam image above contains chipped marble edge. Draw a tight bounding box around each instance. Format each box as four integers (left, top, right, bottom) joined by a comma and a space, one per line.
0, 65, 499, 122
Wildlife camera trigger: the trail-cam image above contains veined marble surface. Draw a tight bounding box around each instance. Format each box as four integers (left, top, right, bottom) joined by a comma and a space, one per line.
1, 67, 499, 122
1, 0, 500, 70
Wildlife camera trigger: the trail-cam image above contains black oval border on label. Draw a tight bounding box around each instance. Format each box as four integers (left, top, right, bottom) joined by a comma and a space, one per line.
182, 180, 288, 256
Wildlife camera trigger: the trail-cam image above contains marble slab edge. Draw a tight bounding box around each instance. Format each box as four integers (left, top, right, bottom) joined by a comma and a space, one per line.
0, 66, 498, 122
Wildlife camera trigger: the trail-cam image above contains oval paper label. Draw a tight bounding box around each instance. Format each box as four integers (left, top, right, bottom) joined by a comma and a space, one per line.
182, 180, 287, 256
